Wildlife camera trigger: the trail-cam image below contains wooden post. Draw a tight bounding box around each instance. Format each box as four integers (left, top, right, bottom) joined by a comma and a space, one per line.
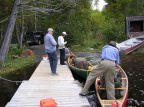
0, 0, 21, 64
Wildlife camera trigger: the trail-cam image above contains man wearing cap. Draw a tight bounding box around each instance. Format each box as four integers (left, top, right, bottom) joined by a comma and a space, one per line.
79, 41, 120, 100
44, 28, 58, 75
58, 32, 67, 65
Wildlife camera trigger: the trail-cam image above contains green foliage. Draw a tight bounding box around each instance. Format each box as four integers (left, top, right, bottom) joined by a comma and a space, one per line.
91, 39, 103, 49
90, 10, 106, 38
55, 17, 91, 44
104, 0, 144, 18
0, 53, 35, 75
102, 19, 126, 43
8, 46, 25, 58
1, 0, 144, 53
0, 0, 14, 19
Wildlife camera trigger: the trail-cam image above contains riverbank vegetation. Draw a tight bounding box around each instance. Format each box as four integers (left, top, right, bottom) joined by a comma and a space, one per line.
0, 45, 35, 75
0, 0, 144, 64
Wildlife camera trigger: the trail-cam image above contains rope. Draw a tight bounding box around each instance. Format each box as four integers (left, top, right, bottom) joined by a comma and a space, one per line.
0, 77, 23, 85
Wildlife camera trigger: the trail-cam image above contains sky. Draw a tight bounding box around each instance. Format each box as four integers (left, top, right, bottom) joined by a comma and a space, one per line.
91, 0, 108, 11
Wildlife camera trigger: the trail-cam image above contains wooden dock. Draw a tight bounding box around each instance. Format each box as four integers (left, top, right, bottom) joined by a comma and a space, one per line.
6, 60, 90, 107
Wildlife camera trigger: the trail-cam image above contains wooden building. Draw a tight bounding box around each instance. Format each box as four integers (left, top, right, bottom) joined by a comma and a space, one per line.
126, 16, 144, 39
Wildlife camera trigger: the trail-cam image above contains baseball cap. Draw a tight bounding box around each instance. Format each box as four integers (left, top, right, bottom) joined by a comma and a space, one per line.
48, 28, 54, 32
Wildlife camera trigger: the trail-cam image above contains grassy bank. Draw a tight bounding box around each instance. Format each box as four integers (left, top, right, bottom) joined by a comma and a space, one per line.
0, 51, 36, 76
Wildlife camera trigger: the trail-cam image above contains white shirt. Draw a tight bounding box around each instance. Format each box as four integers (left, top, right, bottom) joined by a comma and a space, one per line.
58, 36, 66, 49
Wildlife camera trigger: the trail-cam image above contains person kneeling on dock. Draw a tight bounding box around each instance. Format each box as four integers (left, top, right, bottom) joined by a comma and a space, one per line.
79, 41, 120, 100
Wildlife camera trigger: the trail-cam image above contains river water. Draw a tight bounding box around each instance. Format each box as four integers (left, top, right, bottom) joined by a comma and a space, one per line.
0, 52, 144, 107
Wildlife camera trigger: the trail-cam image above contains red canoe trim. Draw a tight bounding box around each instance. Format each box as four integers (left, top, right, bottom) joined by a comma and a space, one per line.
122, 91, 128, 107
125, 41, 144, 54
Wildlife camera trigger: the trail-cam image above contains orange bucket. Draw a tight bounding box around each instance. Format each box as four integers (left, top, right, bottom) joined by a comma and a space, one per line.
40, 98, 57, 107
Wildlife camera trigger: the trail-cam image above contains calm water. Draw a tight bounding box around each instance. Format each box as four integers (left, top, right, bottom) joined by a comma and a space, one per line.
0, 65, 37, 107
0, 52, 144, 107
74, 52, 144, 107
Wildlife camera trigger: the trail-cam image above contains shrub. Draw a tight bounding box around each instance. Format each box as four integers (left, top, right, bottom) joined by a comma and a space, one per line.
102, 19, 126, 43
8, 47, 25, 58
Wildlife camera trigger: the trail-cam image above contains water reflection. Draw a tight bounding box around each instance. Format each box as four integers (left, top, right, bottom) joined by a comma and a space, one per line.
73, 52, 144, 107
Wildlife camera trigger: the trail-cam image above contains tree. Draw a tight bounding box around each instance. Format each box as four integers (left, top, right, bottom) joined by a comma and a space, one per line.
0, 0, 77, 64
0, 0, 21, 64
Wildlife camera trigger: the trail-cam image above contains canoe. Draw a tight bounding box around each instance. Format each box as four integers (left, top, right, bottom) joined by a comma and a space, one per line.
95, 65, 128, 107
67, 57, 93, 79
118, 35, 144, 55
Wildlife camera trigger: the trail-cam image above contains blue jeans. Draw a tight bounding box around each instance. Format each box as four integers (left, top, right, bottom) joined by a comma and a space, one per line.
59, 48, 65, 64
47, 51, 58, 74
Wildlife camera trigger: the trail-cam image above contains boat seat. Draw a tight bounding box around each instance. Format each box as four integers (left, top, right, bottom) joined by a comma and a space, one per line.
121, 78, 126, 79
103, 100, 123, 105
98, 78, 126, 81
103, 104, 112, 106
98, 87, 126, 90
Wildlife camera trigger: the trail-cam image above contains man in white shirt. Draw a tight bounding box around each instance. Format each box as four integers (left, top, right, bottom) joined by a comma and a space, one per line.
58, 32, 67, 65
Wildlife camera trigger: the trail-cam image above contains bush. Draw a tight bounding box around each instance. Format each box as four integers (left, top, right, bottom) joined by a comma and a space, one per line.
91, 40, 103, 49
0, 53, 35, 75
9, 44, 19, 49
102, 19, 126, 43
55, 16, 91, 45
8, 47, 25, 58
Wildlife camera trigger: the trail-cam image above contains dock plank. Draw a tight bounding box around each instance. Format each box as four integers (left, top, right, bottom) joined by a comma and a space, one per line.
6, 60, 90, 107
